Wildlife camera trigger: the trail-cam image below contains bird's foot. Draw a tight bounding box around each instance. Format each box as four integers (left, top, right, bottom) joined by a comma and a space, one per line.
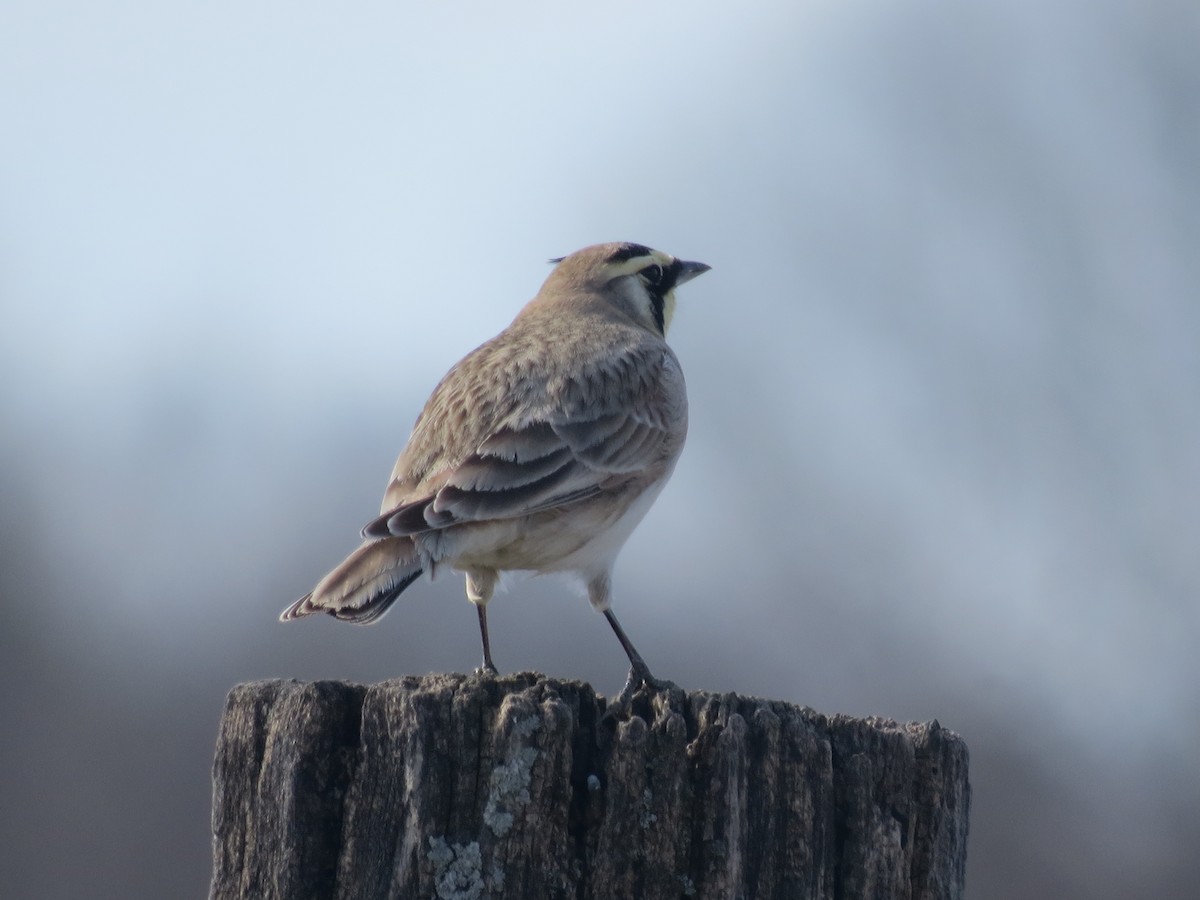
473, 658, 499, 677
602, 663, 678, 723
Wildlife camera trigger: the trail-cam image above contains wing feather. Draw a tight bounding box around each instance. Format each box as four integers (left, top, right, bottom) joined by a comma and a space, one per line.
589, 420, 665, 471
430, 459, 595, 522
365, 343, 685, 538
476, 421, 563, 463
551, 412, 630, 452
449, 445, 574, 492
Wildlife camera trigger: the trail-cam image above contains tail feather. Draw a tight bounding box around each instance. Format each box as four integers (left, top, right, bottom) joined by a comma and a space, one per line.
280, 536, 423, 625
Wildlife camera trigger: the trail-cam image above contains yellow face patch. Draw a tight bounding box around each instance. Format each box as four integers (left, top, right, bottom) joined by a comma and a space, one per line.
602, 248, 674, 281
596, 246, 680, 336
661, 289, 677, 334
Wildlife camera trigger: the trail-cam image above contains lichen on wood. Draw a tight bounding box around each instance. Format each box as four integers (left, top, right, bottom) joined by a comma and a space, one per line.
210, 673, 969, 900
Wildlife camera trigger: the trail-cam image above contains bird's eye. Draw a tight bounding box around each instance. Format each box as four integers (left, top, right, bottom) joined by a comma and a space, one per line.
641, 264, 664, 286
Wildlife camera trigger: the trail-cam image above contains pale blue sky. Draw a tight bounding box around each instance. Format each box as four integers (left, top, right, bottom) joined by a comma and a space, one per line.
2, 1, 1198, 896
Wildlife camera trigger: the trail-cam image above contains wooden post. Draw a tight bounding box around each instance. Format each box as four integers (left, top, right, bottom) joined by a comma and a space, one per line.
210, 673, 969, 900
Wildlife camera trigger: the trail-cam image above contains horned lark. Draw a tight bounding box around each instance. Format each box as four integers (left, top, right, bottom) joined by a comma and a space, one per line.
281, 242, 709, 687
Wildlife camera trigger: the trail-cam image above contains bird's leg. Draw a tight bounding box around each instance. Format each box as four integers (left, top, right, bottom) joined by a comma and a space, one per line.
589, 575, 673, 720
603, 607, 655, 688
476, 603, 498, 675
466, 569, 499, 676
600, 606, 682, 724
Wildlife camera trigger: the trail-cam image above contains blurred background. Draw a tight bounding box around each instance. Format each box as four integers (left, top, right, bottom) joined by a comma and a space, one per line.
2, 0, 1197, 897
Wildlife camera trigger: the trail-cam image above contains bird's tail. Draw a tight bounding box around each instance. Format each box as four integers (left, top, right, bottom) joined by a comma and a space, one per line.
280, 536, 423, 625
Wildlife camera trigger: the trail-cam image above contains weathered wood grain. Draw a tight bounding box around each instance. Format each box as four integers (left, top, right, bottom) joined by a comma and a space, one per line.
210, 673, 968, 900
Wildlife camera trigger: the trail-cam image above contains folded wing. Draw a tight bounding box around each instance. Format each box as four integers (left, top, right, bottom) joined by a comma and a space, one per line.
362, 401, 676, 539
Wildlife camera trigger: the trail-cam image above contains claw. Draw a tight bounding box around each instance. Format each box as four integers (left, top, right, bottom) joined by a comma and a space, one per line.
601, 663, 677, 723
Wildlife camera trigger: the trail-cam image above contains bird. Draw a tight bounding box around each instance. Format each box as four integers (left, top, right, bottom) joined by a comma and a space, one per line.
280, 241, 709, 689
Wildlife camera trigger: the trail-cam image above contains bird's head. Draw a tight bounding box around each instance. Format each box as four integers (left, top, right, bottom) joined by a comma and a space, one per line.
544, 242, 710, 337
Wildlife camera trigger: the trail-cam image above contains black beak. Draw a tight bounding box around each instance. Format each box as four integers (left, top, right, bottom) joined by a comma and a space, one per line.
674, 259, 711, 285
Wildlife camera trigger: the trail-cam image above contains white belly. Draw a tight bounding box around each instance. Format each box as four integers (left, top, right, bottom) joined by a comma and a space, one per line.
421, 472, 673, 583
543, 477, 668, 577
